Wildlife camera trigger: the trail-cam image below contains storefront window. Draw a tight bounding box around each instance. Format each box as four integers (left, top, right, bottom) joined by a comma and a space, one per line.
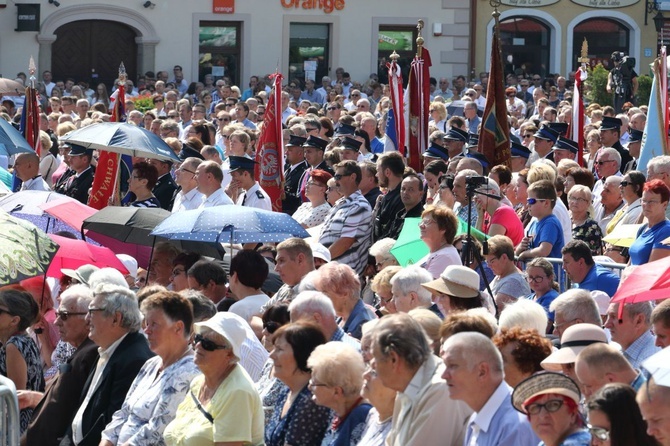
573, 19, 630, 70
289, 23, 330, 86
376, 26, 417, 86
499, 17, 551, 78
198, 22, 241, 85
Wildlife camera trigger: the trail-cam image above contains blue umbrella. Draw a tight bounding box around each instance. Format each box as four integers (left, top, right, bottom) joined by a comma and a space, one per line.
60, 122, 180, 163
151, 206, 310, 245
0, 118, 35, 156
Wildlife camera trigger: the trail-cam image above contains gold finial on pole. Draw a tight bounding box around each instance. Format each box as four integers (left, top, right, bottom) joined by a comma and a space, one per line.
28, 56, 36, 88
579, 38, 589, 65
118, 62, 127, 85
416, 20, 424, 58
390, 50, 400, 63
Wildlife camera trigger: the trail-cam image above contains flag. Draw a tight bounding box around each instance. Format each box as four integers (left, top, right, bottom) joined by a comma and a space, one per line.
572, 67, 587, 166
255, 72, 284, 212
89, 81, 127, 209
407, 48, 431, 171
661, 46, 668, 144
387, 58, 405, 155
20, 86, 41, 156
477, 26, 510, 168
638, 57, 670, 174
383, 109, 398, 152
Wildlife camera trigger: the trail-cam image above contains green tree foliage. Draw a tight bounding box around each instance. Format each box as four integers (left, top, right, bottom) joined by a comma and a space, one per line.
636, 75, 652, 107
584, 63, 611, 107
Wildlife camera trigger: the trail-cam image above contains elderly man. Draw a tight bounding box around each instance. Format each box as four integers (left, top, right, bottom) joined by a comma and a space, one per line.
20, 285, 98, 446
604, 301, 660, 369
289, 291, 360, 348
594, 175, 624, 233
386, 174, 425, 240
390, 265, 441, 317
369, 313, 471, 446
574, 343, 646, 399
463, 101, 481, 135
195, 160, 233, 207
60, 284, 153, 446
636, 350, 670, 446
651, 299, 670, 348
14, 152, 51, 191
561, 240, 620, 297
548, 288, 602, 340
441, 332, 538, 446
172, 157, 204, 212
318, 160, 372, 275
148, 242, 180, 287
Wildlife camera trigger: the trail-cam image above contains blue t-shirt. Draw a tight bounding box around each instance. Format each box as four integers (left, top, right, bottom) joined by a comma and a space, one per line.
526, 288, 559, 321
528, 214, 565, 258
629, 220, 670, 265
574, 264, 620, 297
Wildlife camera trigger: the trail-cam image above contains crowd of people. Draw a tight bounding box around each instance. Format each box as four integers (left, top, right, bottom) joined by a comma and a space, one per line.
0, 60, 670, 446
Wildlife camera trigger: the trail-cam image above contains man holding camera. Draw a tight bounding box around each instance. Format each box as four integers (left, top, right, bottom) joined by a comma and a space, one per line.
607, 51, 638, 114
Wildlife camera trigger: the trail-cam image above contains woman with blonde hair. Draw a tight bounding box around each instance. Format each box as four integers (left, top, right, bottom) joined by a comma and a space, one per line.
429, 101, 447, 132
371, 265, 402, 314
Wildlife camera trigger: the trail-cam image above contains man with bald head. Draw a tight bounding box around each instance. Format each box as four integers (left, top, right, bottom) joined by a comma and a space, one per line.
195, 160, 233, 207
172, 157, 204, 212
441, 332, 538, 446
636, 356, 670, 446
14, 152, 50, 191
574, 343, 645, 399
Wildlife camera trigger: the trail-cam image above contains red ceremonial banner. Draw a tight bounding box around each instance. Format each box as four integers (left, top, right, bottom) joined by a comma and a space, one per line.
255, 72, 284, 212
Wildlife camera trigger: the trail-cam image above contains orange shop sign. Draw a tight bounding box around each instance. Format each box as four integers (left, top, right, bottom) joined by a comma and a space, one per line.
281, 0, 345, 14
213, 0, 234, 13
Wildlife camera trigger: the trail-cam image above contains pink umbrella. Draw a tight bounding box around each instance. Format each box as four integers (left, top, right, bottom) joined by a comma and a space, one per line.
47, 234, 129, 278
611, 256, 670, 317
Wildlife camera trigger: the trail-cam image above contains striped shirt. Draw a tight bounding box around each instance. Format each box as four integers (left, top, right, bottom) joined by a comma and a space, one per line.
318, 190, 372, 276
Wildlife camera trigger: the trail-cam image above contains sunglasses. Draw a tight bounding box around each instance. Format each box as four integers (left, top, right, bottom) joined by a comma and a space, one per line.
193, 334, 228, 352
56, 310, 87, 321
263, 321, 281, 334
596, 160, 614, 165
327, 107, 339, 111
527, 198, 551, 205
525, 399, 564, 415
587, 424, 610, 441
620, 180, 630, 187
523, 134, 533, 138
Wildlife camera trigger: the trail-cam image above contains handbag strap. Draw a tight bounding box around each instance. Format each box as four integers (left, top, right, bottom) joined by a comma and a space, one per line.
190, 389, 214, 424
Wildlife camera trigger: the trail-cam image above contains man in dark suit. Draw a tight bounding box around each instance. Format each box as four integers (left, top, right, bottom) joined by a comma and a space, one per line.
59, 284, 153, 446
282, 134, 308, 215
57, 144, 95, 205
297, 135, 334, 202
148, 158, 178, 210
19, 285, 99, 446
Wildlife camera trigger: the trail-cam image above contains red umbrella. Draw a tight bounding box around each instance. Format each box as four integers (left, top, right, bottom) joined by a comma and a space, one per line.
611, 256, 670, 317
47, 234, 129, 278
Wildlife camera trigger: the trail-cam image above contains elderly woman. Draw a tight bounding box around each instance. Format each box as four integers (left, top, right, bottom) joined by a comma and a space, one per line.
228, 129, 252, 157
0, 287, 44, 433
485, 235, 530, 311
421, 265, 486, 316
292, 169, 333, 229
326, 177, 344, 206
163, 312, 264, 445
512, 372, 590, 446
127, 161, 161, 208
308, 342, 371, 446
100, 291, 199, 445
370, 265, 401, 314
314, 262, 375, 340
369, 238, 399, 274
523, 258, 559, 329
358, 320, 396, 446
629, 179, 670, 265
568, 185, 603, 256
265, 322, 330, 446
417, 205, 461, 279
493, 327, 553, 388
585, 383, 658, 446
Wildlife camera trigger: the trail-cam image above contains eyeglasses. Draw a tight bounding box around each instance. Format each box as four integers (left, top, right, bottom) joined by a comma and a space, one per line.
351, 93, 360, 97
466, 93, 475, 97
0, 308, 12, 316
222, 135, 230, 139
56, 310, 87, 321
375, 293, 393, 304
523, 134, 533, 139
307, 181, 325, 187
553, 318, 577, 330
263, 321, 280, 334
526, 275, 548, 283
308, 379, 329, 389
527, 198, 551, 205
217, 118, 230, 122
305, 127, 318, 132
619, 180, 630, 187
334, 173, 349, 180
507, 94, 516, 98
568, 196, 588, 203
177, 167, 195, 175
595, 160, 614, 166
87, 307, 107, 315
154, 99, 164, 103
533, 77, 542, 81
587, 424, 610, 441
171, 268, 185, 277
419, 218, 436, 227
525, 399, 564, 415
192, 334, 228, 352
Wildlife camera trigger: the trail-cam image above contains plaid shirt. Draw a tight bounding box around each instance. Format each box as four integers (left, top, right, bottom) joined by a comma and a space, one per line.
624, 330, 660, 369
319, 190, 372, 275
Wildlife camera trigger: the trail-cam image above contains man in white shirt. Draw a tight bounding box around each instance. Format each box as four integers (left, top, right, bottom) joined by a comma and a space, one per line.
14, 152, 51, 191
194, 160, 234, 208
229, 156, 272, 210
172, 157, 205, 212
228, 250, 270, 323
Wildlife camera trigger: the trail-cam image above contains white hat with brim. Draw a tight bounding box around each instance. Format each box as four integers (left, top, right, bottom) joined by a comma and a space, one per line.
61, 264, 100, 286
194, 312, 248, 360
540, 323, 608, 372
511, 371, 581, 413
421, 264, 479, 298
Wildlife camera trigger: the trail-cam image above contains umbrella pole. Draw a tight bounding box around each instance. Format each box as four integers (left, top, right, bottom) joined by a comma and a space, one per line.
145, 236, 157, 284
229, 230, 233, 275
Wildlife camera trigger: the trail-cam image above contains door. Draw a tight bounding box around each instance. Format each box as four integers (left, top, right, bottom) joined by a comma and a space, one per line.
52, 20, 138, 89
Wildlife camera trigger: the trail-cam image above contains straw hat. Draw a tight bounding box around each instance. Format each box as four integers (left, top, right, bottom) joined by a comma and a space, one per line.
511, 371, 581, 414
421, 265, 479, 298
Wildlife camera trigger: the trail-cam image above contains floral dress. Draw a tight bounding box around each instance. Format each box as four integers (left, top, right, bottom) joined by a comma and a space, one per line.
572, 218, 604, 256
265, 384, 331, 446
0, 334, 45, 433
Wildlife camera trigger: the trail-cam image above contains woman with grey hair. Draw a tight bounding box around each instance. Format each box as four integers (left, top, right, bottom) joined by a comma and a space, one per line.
307, 342, 371, 446
369, 238, 399, 273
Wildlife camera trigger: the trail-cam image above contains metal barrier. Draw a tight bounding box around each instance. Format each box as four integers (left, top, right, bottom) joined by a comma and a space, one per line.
0, 375, 20, 446
520, 257, 627, 293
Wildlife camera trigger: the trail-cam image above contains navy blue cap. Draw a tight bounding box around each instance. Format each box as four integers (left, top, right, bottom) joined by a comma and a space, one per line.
423, 142, 449, 160
600, 116, 623, 131
552, 136, 579, 154
286, 134, 307, 147
335, 123, 356, 137
534, 124, 560, 143
444, 127, 469, 142
466, 150, 490, 168
341, 136, 362, 152
628, 129, 643, 143
467, 133, 479, 149
69, 144, 94, 157
178, 142, 205, 161
547, 122, 569, 137
511, 141, 531, 159
302, 135, 328, 151
229, 155, 258, 172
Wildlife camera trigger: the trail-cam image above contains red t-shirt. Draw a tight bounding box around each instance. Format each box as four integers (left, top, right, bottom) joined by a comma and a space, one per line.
483, 204, 524, 246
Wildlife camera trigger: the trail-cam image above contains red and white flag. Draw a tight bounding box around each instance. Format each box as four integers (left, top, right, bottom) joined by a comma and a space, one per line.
572, 67, 587, 167
386, 58, 405, 155
255, 72, 284, 212
407, 47, 431, 171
